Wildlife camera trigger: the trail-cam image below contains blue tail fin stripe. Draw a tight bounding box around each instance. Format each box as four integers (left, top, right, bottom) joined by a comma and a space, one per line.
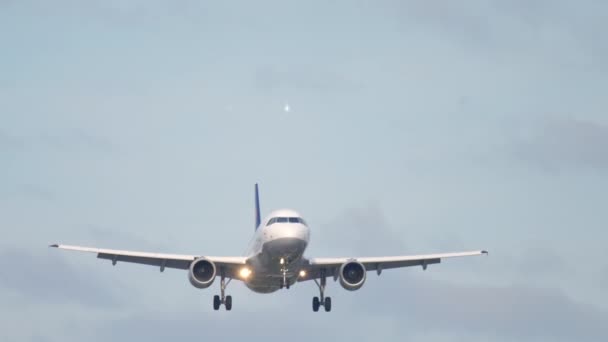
255, 183, 261, 230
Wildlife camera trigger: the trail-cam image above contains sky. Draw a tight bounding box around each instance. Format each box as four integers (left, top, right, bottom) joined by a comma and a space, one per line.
1, 1, 607, 341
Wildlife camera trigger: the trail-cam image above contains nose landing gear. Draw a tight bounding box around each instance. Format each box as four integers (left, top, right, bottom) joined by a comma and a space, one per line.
279, 257, 290, 289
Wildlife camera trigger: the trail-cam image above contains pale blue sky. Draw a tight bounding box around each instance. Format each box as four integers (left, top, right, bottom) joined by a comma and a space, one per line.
1, 1, 607, 341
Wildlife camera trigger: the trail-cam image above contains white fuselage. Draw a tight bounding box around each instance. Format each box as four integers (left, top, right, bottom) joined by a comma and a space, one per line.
243, 209, 310, 293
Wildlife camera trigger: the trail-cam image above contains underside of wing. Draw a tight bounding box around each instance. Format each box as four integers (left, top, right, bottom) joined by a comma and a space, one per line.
299, 250, 488, 281
50, 244, 247, 278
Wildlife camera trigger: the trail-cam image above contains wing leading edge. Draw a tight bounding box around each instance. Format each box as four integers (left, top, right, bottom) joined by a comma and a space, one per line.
300, 250, 488, 281
50, 244, 247, 276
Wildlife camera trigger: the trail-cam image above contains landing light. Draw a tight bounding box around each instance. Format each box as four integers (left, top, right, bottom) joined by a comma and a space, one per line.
299, 270, 306, 278
239, 267, 252, 279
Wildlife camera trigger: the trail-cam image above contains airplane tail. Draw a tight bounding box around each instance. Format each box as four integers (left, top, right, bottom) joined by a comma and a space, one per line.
254, 183, 261, 230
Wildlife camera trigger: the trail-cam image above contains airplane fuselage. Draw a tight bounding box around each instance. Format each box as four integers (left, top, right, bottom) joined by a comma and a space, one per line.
244, 209, 310, 293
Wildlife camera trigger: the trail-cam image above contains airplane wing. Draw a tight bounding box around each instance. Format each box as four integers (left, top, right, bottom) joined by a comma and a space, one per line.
50, 244, 247, 278
300, 250, 488, 281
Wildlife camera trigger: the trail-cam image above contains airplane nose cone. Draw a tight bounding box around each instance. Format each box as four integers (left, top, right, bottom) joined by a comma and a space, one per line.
287, 225, 308, 240
265, 235, 308, 262
268, 224, 309, 241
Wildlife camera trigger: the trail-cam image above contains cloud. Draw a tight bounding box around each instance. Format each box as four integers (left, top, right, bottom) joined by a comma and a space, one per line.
352, 274, 607, 341
35, 130, 115, 155
94, 309, 372, 342
392, 1, 607, 61
76, 224, 172, 252
0, 130, 25, 151
253, 65, 361, 94
0, 184, 55, 202
314, 205, 407, 256
83, 273, 608, 342
512, 117, 608, 171
484, 245, 571, 282
0, 130, 114, 155
0, 248, 122, 308
600, 265, 608, 288
496, 0, 608, 60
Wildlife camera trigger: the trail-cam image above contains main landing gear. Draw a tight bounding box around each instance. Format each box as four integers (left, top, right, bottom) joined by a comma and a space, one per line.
312, 268, 331, 312
213, 272, 232, 311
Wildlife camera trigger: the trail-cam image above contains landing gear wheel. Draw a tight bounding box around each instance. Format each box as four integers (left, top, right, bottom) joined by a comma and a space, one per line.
312, 268, 329, 312
324, 297, 331, 312
213, 295, 221, 310
225, 295, 232, 311
312, 296, 320, 312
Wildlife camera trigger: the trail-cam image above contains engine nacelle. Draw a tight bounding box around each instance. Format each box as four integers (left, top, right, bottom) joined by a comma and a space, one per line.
339, 260, 366, 291
188, 258, 217, 289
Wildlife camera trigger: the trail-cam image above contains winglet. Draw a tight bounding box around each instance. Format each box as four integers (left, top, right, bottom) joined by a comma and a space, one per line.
49, 244, 59, 248
254, 183, 261, 230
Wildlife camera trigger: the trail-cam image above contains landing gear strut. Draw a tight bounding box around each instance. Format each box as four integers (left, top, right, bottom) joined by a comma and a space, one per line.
213, 271, 232, 311
279, 257, 290, 289
312, 268, 331, 312
280, 269, 291, 289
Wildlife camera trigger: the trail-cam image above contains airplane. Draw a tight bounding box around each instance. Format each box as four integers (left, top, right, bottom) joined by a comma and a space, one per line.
51, 184, 488, 312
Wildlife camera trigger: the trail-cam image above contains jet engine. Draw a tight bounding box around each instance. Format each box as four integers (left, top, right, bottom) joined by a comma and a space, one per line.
188, 258, 217, 289
339, 260, 366, 291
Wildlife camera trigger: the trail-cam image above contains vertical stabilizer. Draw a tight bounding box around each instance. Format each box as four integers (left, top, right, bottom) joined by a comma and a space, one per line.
255, 183, 261, 230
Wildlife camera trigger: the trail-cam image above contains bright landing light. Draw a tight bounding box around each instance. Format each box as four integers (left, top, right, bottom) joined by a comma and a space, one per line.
299, 270, 306, 278
239, 267, 252, 279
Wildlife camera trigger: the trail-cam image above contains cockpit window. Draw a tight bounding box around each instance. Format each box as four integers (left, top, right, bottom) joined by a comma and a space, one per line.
266, 217, 307, 226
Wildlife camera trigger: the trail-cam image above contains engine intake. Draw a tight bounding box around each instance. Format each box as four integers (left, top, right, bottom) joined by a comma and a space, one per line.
339, 261, 366, 291
188, 258, 217, 289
